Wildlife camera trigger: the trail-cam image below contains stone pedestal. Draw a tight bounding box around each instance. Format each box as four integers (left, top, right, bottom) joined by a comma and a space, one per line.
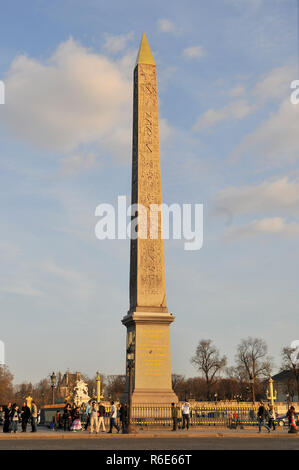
122, 311, 178, 404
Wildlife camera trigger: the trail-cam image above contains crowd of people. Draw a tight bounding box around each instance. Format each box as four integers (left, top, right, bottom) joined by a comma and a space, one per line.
0, 401, 38, 433
255, 402, 297, 434
1, 399, 298, 434
52, 400, 128, 434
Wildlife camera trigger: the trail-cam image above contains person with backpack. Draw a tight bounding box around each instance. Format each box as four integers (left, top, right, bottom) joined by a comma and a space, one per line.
257, 402, 270, 433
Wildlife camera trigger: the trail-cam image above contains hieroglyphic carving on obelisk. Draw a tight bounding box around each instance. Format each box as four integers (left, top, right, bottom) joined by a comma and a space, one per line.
122, 34, 177, 404
129, 32, 167, 313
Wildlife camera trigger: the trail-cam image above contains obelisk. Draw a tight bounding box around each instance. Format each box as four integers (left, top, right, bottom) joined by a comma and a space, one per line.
122, 34, 178, 404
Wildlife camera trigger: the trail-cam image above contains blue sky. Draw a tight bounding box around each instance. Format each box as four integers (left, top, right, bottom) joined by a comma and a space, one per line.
0, 0, 298, 385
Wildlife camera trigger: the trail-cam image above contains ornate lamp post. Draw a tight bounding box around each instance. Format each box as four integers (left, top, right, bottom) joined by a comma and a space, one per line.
96, 371, 104, 403
266, 375, 277, 407
127, 344, 136, 434
214, 393, 218, 403
50, 372, 56, 405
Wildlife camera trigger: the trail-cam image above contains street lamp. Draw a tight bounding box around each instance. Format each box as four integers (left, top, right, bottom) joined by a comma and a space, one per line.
249, 376, 255, 404
266, 375, 277, 407
214, 393, 218, 403
286, 393, 290, 410
50, 372, 56, 405
127, 344, 136, 434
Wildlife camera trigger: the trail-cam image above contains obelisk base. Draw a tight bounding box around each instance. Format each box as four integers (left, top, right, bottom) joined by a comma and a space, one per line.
121, 311, 178, 404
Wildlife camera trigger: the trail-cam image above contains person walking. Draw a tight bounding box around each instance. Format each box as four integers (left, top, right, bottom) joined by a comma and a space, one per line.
11, 404, 20, 433
21, 401, 31, 432
268, 405, 276, 431
181, 401, 191, 430
3, 402, 12, 433
108, 401, 120, 434
89, 402, 99, 434
31, 401, 38, 433
171, 403, 178, 431
257, 402, 270, 433
98, 401, 106, 433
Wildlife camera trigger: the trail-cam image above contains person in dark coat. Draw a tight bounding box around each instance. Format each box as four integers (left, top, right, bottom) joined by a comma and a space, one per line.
171, 403, 179, 431
119, 403, 128, 433
257, 402, 270, 433
63, 403, 72, 431
21, 402, 31, 432
3, 402, 12, 433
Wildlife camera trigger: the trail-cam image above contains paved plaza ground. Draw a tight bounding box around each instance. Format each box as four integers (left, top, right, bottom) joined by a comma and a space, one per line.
0, 427, 298, 450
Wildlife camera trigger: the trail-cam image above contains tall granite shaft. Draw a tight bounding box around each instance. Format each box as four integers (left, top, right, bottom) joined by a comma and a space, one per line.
122, 34, 177, 404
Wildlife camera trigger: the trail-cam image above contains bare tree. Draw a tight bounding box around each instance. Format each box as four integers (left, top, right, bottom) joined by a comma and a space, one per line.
191, 339, 227, 400
106, 375, 126, 401
281, 346, 299, 399
235, 337, 272, 403
0, 365, 14, 403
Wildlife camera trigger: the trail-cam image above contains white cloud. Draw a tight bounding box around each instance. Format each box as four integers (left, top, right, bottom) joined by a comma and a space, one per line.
102, 32, 134, 54
1, 285, 44, 297
232, 98, 299, 164
225, 217, 299, 239
61, 152, 98, 175
215, 177, 299, 217
229, 85, 246, 97
157, 18, 178, 34
0, 38, 173, 170
0, 38, 132, 162
183, 46, 205, 60
194, 64, 295, 134
216, 176, 299, 240
193, 99, 256, 131
253, 65, 295, 103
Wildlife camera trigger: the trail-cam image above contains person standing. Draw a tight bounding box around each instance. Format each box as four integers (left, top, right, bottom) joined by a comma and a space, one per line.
268, 405, 276, 431
3, 402, 12, 433
85, 399, 92, 430
171, 403, 178, 431
63, 403, 72, 431
89, 402, 99, 434
108, 401, 120, 434
119, 403, 128, 434
21, 402, 31, 432
257, 402, 270, 433
71, 406, 82, 432
98, 401, 106, 432
181, 401, 191, 430
11, 404, 20, 433
31, 401, 38, 432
